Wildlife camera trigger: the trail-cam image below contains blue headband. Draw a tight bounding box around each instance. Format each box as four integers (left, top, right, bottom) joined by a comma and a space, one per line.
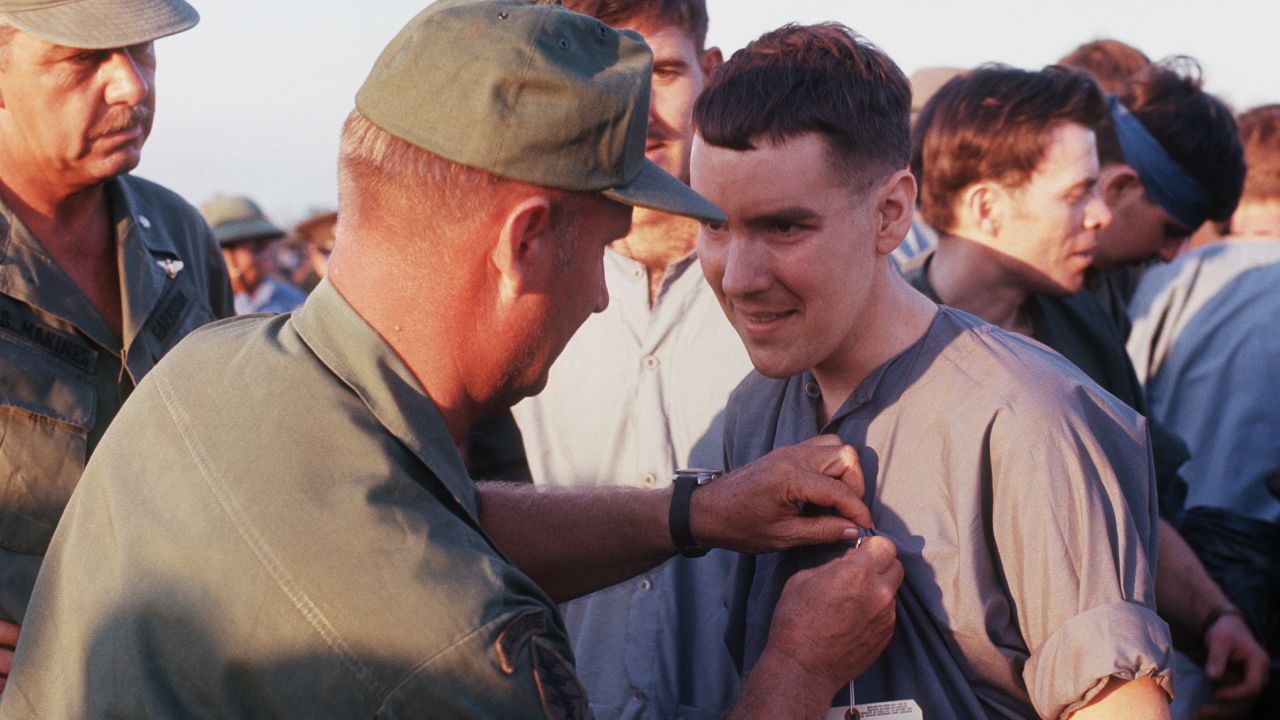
1108, 95, 1210, 231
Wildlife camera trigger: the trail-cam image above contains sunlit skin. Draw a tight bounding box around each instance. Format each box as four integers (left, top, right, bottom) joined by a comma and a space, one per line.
1230, 198, 1280, 237
988, 123, 1112, 295
1094, 163, 1193, 269
0, 32, 159, 339
221, 237, 274, 296
635, 23, 718, 186
928, 122, 1111, 334
692, 132, 932, 422
611, 21, 720, 302
0, 33, 155, 197
500, 194, 631, 402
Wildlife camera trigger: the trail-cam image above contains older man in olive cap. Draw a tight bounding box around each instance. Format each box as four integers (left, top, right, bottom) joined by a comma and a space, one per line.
0, 0, 231, 690
2, 1, 901, 717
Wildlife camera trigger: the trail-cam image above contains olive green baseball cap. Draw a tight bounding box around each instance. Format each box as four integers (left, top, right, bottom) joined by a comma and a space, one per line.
0, 0, 197, 49
356, 0, 724, 225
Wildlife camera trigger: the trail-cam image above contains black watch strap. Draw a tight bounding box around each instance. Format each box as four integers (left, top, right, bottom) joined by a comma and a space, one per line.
669, 469, 720, 558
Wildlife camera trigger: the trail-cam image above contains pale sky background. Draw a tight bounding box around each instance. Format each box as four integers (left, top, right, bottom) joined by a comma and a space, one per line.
134, 0, 1279, 227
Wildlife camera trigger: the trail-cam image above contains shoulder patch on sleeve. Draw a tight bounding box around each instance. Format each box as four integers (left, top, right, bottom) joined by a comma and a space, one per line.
531, 637, 590, 720
495, 609, 549, 675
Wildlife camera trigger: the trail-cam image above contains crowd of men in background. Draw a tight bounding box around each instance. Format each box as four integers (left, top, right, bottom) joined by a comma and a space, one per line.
1, 0, 1277, 718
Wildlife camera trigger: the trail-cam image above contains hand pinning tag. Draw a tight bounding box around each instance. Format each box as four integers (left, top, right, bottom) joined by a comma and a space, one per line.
156, 258, 184, 279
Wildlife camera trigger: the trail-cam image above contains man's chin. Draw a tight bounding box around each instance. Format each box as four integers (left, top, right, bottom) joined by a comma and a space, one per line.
743, 346, 806, 380
83, 148, 144, 183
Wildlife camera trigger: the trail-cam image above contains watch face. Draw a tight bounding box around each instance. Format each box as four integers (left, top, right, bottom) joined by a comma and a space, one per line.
676, 468, 721, 485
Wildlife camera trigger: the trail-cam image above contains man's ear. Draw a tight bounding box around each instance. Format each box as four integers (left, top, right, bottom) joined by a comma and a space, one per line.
699, 46, 723, 77
961, 182, 1002, 237
490, 194, 555, 303
1099, 163, 1142, 207
873, 169, 917, 255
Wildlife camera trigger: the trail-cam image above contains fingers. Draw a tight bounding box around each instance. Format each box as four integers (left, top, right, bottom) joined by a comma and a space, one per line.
781, 516, 867, 547
1240, 648, 1270, 698
787, 475, 872, 529
0, 620, 17, 693
850, 536, 901, 575
0, 620, 17, 647
1203, 634, 1228, 681
793, 440, 866, 497
1207, 654, 1267, 705
832, 445, 866, 500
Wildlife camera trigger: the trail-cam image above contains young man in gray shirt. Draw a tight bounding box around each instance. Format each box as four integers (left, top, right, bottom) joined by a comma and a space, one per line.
690, 24, 1173, 719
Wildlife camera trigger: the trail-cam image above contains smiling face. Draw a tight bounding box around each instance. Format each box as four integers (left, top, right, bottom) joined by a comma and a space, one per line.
0, 30, 156, 190
993, 122, 1111, 295
693, 132, 886, 380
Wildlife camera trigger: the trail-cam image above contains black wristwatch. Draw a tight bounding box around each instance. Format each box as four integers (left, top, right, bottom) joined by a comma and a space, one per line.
669, 468, 721, 558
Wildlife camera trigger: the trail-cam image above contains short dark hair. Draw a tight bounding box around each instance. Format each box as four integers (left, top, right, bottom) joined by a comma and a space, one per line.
693, 23, 910, 187
912, 65, 1105, 233
560, 0, 709, 51
1236, 104, 1280, 203
1058, 39, 1150, 95
1093, 58, 1245, 223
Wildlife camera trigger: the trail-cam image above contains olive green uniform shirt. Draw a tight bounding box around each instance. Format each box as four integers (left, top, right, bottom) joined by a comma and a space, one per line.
0, 174, 233, 622
1, 279, 586, 719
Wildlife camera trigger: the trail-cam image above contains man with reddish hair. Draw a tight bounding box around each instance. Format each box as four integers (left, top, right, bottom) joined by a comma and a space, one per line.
908, 61, 1267, 717
1059, 38, 1150, 94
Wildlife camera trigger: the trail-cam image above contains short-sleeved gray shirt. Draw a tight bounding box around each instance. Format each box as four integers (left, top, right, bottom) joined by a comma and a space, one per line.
724, 306, 1172, 719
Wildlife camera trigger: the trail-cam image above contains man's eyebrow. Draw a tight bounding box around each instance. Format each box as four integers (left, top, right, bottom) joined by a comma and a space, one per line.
1062, 175, 1098, 197
653, 58, 690, 71
42, 44, 95, 61
741, 206, 821, 227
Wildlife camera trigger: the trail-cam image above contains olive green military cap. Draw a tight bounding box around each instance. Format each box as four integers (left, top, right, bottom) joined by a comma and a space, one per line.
0, 0, 197, 49
199, 194, 285, 247
356, 0, 725, 225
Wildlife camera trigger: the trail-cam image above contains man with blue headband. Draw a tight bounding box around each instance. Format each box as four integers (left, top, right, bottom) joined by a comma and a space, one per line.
1124, 102, 1279, 720
1085, 58, 1247, 335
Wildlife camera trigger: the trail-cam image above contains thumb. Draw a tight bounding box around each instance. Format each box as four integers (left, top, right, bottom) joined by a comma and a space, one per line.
784, 516, 861, 547
1203, 633, 1228, 681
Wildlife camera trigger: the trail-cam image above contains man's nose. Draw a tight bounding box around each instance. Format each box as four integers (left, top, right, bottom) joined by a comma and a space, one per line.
1084, 188, 1112, 230
102, 47, 151, 107
719, 237, 771, 298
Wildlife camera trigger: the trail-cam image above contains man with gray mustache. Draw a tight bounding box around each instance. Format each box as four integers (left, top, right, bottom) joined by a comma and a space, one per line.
0, 0, 232, 691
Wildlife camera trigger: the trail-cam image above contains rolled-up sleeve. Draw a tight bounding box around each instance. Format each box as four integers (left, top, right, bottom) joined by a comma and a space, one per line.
1028, 600, 1172, 718
993, 383, 1173, 719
